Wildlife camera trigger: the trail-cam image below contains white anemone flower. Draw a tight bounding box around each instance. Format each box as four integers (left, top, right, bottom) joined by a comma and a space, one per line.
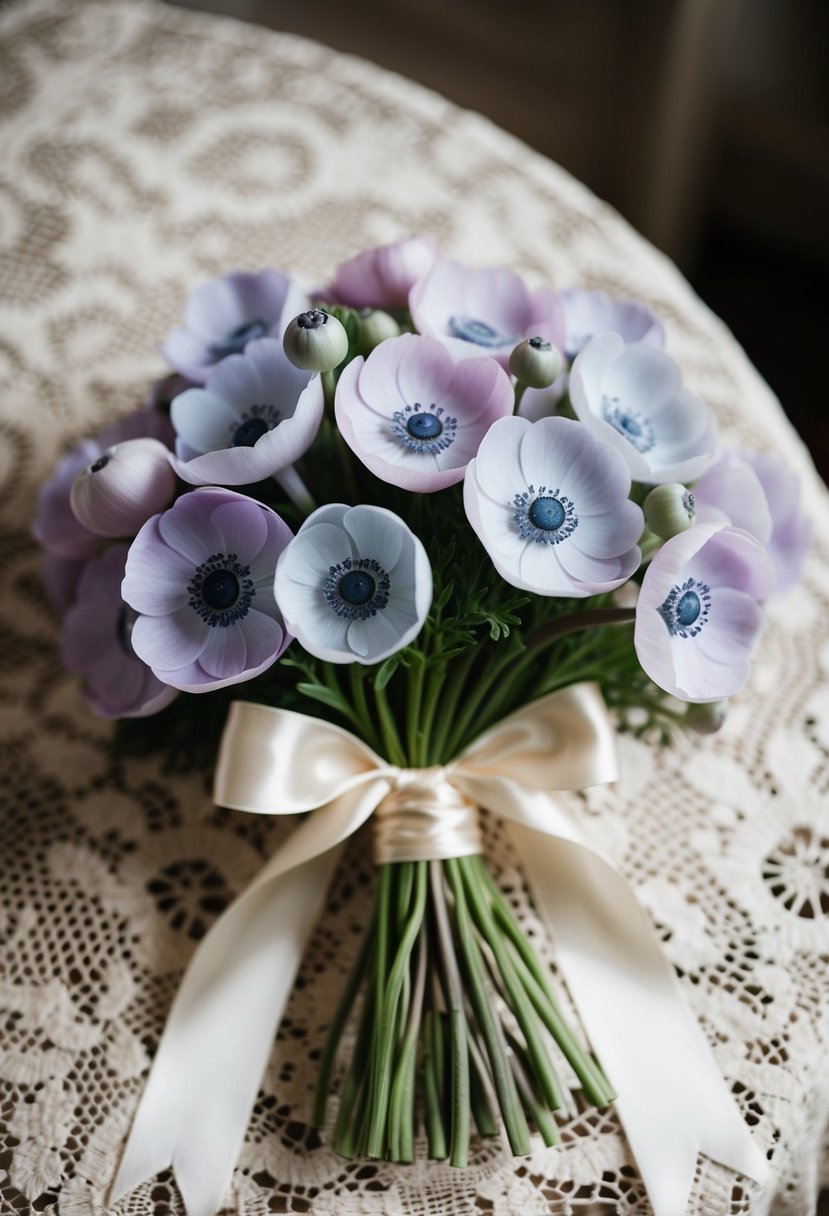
463, 414, 642, 597
569, 332, 718, 485
274, 504, 432, 664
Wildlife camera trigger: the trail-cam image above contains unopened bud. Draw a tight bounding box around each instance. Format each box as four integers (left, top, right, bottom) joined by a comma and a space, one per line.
70, 438, 176, 537
509, 336, 564, 389
685, 700, 728, 736
643, 483, 696, 539
356, 308, 400, 355
283, 309, 349, 372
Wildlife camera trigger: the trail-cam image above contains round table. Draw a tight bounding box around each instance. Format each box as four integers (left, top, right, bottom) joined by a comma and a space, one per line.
1, 1, 828, 1212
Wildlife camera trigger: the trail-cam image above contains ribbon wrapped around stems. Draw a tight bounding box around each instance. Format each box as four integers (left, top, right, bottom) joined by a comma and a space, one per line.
111, 684, 767, 1216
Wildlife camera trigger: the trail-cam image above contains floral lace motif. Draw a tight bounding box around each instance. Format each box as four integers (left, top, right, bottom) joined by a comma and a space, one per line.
1, 1, 828, 1213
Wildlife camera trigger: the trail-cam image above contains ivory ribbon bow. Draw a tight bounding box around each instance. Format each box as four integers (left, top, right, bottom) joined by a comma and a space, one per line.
112, 685, 767, 1216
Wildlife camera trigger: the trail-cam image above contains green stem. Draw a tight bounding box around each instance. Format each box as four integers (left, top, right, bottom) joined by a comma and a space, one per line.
332, 979, 376, 1157
312, 919, 376, 1127
443, 640, 523, 760
423, 1009, 448, 1159
478, 859, 614, 1106
429, 648, 476, 763
374, 685, 407, 766
444, 858, 530, 1156
349, 665, 383, 754
429, 860, 471, 1167
273, 464, 317, 514
322, 368, 336, 409
506, 1031, 560, 1147
365, 862, 427, 1158
458, 857, 562, 1112
406, 658, 425, 766
467, 1033, 497, 1137
388, 928, 427, 1162
418, 650, 446, 767
524, 607, 635, 656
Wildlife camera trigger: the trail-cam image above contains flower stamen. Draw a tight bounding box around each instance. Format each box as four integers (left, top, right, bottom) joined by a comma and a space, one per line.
658, 576, 711, 638
512, 484, 578, 544
188, 552, 255, 627
323, 557, 390, 620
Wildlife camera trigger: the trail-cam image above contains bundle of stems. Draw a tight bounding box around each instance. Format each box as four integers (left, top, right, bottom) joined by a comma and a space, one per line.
312, 853, 615, 1164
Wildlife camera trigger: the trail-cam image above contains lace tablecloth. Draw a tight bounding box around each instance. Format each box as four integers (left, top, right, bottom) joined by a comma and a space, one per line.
1, 1, 828, 1212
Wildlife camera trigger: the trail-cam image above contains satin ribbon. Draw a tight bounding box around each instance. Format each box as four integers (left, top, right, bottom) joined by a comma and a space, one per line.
111, 685, 767, 1216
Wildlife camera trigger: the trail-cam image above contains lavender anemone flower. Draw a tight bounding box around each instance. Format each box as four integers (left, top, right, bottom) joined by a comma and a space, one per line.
634, 523, 775, 702
61, 546, 178, 718
463, 414, 643, 596
409, 259, 565, 370
736, 451, 812, 595
556, 287, 665, 360
692, 453, 773, 544
335, 333, 514, 492
171, 338, 324, 486
33, 407, 175, 559
122, 488, 293, 692
570, 332, 718, 485
328, 235, 438, 311
161, 268, 308, 384
43, 553, 88, 614
274, 504, 432, 664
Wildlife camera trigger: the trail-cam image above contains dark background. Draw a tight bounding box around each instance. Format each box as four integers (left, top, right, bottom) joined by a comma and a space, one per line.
167, 0, 829, 482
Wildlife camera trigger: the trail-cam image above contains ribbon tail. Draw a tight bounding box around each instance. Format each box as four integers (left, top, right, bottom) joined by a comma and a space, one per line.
111, 786, 382, 1216
507, 822, 768, 1216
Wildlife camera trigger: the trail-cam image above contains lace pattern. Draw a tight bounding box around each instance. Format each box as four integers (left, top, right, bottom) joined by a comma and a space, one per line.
1, 1, 828, 1212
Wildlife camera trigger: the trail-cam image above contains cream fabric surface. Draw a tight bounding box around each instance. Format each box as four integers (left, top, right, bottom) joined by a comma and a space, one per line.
1, 1, 828, 1213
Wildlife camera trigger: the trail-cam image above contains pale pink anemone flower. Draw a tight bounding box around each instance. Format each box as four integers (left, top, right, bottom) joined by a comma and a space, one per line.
161, 268, 308, 384
464, 414, 643, 597
171, 338, 324, 486
409, 258, 565, 370
328, 235, 438, 311
335, 333, 514, 492
634, 523, 776, 702
570, 332, 718, 485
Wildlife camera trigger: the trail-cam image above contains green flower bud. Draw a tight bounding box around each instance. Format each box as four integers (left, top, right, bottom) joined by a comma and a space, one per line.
685, 700, 728, 736
356, 307, 400, 356
509, 336, 564, 388
643, 483, 696, 539
283, 309, 349, 372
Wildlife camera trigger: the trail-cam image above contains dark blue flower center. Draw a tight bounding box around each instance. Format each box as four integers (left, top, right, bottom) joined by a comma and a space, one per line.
602, 394, 655, 454
231, 418, 270, 447
392, 403, 456, 455
406, 412, 443, 440
528, 496, 566, 531
324, 557, 390, 620
677, 590, 701, 627
513, 485, 578, 545
339, 570, 377, 605
448, 315, 516, 349
658, 577, 711, 638
228, 403, 281, 448
210, 318, 269, 359
202, 569, 240, 610
189, 553, 255, 627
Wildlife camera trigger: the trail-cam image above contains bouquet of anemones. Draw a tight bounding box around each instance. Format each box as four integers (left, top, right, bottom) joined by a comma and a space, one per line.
34, 236, 810, 1209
